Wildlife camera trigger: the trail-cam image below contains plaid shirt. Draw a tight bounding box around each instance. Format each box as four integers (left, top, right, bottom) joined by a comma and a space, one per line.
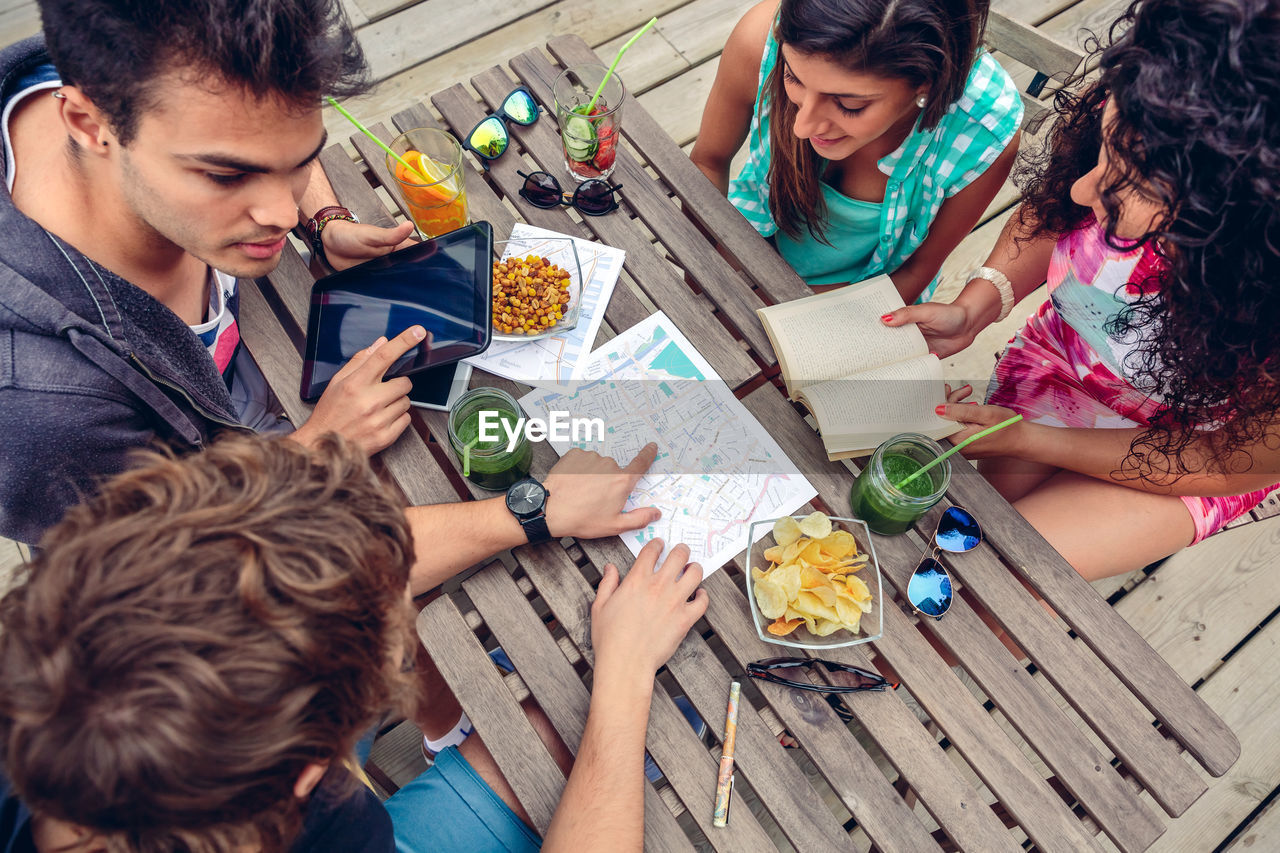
728, 31, 1023, 300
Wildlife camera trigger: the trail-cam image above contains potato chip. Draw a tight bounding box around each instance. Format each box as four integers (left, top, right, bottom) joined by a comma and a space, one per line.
773, 516, 803, 546
782, 539, 806, 564
796, 590, 838, 622
767, 617, 803, 636
754, 578, 788, 620
773, 562, 802, 601
818, 530, 857, 559
809, 584, 838, 608
798, 511, 833, 539
751, 566, 767, 582
800, 565, 827, 590
812, 618, 845, 637
845, 575, 872, 603
763, 544, 786, 564
843, 576, 874, 613
800, 540, 825, 566
835, 595, 863, 627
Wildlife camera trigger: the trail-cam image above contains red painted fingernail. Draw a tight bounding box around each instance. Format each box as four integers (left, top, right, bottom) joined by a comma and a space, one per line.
880, 314, 894, 322
935, 405, 946, 415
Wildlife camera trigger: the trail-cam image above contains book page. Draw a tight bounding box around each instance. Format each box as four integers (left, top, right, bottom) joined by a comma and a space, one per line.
756, 276, 931, 394
797, 353, 955, 455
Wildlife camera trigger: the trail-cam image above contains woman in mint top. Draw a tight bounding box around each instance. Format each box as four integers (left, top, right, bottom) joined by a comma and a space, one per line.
692, 0, 1023, 303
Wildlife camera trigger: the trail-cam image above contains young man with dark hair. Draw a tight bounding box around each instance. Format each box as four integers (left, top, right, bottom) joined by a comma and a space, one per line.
0, 434, 708, 851
0, 0, 427, 545
0, 0, 666, 761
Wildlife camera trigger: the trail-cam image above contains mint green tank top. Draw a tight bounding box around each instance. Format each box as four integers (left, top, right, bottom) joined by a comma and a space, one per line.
775, 185, 881, 286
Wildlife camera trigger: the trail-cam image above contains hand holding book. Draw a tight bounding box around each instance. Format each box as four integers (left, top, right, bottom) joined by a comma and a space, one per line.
757, 276, 956, 461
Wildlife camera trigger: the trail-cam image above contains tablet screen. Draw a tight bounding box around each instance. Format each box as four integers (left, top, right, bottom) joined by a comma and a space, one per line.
301, 222, 492, 401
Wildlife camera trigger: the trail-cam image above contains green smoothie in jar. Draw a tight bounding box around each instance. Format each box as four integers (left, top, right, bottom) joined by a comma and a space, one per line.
849, 434, 950, 535
448, 388, 533, 491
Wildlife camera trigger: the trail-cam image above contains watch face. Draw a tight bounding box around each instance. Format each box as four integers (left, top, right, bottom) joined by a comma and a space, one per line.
506, 480, 546, 515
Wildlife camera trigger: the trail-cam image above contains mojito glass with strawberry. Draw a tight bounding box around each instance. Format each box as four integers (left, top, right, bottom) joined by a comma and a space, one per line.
552, 64, 624, 182
385, 128, 469, 238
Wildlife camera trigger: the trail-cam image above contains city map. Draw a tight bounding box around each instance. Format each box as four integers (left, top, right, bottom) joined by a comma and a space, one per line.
520, 312, 816, 575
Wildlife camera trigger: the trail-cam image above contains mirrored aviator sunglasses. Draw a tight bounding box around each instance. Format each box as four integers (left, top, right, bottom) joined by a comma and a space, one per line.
906, 506, 982, 621
517, 169, 620, 216
462, 86, 540, 162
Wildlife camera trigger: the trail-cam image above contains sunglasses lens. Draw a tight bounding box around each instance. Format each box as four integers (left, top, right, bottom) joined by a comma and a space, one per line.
502, 89, 539, 125
575, 180, 616, 215
908, 557, 953, 618
520, 172, 561, 207
468, 116, 508, 159
936, 507, 982, 552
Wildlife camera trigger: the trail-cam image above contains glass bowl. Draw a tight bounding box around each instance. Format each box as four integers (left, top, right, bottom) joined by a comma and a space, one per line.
745, 515, 884, 650
491, 236, 584, 341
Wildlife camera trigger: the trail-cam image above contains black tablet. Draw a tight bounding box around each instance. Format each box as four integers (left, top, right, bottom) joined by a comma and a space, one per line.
300, 222, 492, 401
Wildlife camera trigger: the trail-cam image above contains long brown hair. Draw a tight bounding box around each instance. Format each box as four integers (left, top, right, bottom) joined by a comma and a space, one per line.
0, 434, 415, 852
767, 0, 989, 240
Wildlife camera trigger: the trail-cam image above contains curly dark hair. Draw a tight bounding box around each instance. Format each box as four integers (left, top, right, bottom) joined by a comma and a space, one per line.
38, 0, 369, 145
1015, 0, 1280, 482
0, 434, 414, 852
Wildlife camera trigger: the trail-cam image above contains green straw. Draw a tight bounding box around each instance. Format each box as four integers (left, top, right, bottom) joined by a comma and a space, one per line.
893, 414, 1024, 491
326, 96, 430, 183
584, 17, 658, 114
461, 437, 481, 478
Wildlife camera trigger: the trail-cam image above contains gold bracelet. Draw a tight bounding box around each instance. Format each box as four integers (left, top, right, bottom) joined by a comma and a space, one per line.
969, 266, 1015, 322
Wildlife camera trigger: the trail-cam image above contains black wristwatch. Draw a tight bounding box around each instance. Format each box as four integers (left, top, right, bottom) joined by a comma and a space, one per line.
505, 477, 551, 544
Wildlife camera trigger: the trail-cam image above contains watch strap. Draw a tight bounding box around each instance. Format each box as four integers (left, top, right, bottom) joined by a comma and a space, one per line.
519, 513, 551, 544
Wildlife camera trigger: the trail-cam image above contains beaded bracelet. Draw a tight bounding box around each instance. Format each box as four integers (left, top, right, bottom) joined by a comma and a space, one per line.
304, 206, 359, 264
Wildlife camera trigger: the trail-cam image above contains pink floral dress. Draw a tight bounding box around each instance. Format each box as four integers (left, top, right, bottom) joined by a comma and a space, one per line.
985, 217, 1279, 542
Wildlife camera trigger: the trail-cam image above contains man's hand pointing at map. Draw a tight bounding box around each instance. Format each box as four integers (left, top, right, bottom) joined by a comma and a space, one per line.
545, 442, 662, 539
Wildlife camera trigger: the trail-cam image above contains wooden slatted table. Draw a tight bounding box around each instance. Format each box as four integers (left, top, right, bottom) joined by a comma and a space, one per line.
238, 35, 1239, 853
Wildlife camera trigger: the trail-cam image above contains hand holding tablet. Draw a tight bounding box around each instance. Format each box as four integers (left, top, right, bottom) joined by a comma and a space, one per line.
293, 324, 427, 454
300, 222, 494, 402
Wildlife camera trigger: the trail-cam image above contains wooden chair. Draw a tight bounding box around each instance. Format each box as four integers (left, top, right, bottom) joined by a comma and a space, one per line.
985, 9, 1087, 128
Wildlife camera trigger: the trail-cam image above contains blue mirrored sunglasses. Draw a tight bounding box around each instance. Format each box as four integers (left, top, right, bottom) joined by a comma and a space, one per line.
906, 506, 982, 620
461, 87, 540, 162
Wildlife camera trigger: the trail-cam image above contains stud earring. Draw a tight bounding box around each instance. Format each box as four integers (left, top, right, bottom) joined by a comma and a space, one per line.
916, 94, 928, 108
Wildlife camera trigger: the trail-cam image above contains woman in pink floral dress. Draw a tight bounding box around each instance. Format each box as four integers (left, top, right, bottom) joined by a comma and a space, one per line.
883, 0, 1280, 581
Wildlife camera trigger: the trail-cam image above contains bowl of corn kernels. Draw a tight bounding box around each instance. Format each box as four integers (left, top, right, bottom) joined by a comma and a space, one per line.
491, 236, 584, 340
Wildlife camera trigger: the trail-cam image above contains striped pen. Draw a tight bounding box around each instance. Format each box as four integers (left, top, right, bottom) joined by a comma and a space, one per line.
712, 680, 741, 827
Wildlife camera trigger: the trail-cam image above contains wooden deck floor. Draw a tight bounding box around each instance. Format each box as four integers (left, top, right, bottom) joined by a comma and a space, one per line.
2, 1, 1279, 849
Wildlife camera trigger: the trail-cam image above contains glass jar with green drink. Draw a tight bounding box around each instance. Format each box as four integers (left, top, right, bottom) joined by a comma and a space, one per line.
447, 388, 533, 491
849, 434, 951, 535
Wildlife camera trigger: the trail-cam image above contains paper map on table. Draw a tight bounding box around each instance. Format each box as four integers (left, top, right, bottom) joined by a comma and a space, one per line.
520, 312, 816, 576
466, 223, 623, 383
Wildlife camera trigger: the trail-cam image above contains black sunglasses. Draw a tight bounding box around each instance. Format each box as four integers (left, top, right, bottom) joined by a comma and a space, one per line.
517, 169, 620, 216
745, 657, 896, 694
905, 506, 982, 621
461, 86, 540, 162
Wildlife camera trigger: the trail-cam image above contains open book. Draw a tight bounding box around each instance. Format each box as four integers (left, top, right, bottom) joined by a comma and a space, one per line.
757, 276, 956, 460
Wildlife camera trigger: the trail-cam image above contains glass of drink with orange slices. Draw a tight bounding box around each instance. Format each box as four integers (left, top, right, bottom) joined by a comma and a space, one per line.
385, 128, 469, 238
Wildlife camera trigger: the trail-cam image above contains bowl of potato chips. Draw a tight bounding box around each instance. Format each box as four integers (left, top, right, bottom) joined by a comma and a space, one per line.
746, 511, 884, 649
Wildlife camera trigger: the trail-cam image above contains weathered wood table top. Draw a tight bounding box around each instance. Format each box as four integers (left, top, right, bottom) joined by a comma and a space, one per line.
237, 35, 1239, 853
